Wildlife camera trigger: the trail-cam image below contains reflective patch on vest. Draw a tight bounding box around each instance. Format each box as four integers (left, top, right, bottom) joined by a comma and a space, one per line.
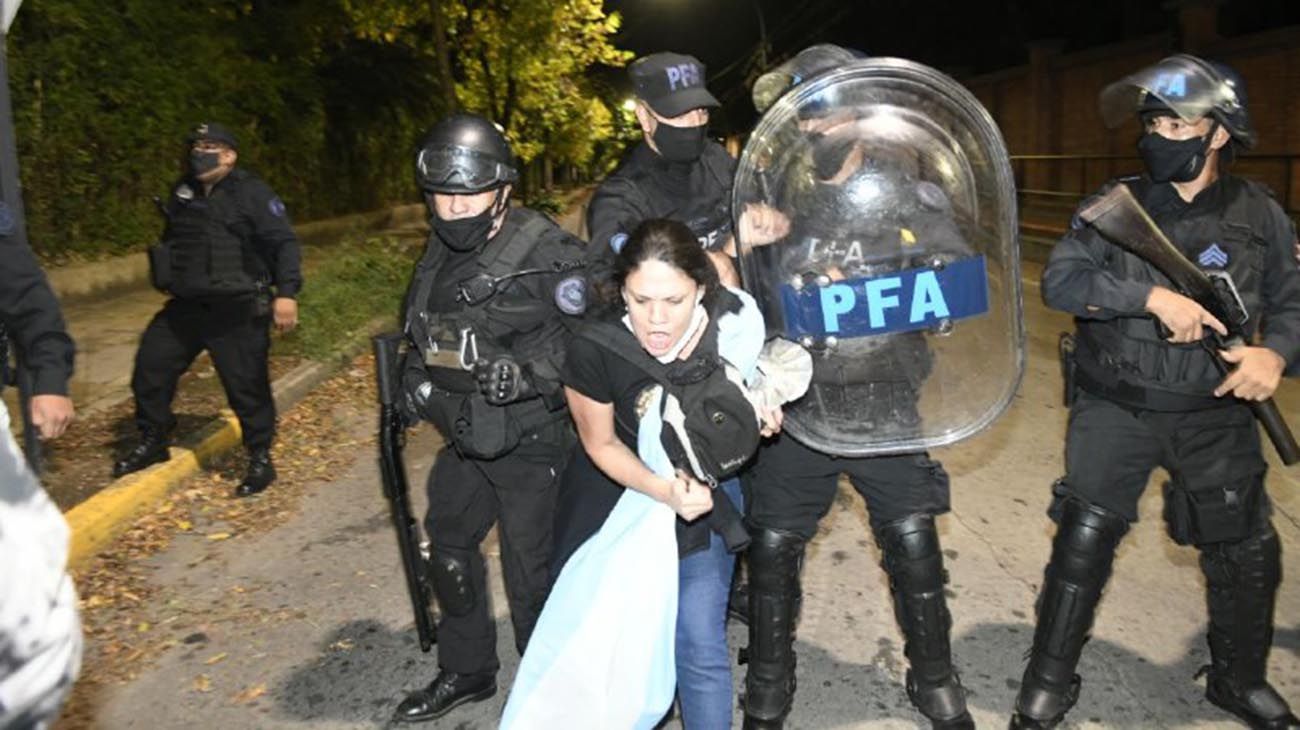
0, 202, 14, 236
1198, 243, 1229, 268
610, 231, 628, 253
175, 184, 195, 201
268, 197, 287, 217
554, 274, 588, 315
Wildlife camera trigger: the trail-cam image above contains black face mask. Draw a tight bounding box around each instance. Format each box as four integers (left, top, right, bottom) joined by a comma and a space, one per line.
1138, 128, 1215, 183
189, 150, 221, 176
810, 133, 859, 180
652, 123, 707, 163
432, 208, 495, 252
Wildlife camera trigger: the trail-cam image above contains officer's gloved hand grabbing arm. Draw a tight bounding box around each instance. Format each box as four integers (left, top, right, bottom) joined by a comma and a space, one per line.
472, 356, 537, 406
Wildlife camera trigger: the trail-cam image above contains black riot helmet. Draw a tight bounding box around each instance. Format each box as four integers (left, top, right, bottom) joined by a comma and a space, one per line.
415, 114, 519, 194
1100, 54, 1256, 149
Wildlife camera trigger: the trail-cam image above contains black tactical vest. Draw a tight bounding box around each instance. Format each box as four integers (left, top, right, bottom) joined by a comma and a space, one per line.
1076, 176, 1273, 409
161, 179, 260, 299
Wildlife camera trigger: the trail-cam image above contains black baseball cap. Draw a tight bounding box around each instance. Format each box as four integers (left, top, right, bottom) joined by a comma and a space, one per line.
629, 52, 720, 118
186, 122, 239, 150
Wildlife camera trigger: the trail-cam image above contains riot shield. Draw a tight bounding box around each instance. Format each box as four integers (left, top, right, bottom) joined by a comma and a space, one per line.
734, 57, 1024, 456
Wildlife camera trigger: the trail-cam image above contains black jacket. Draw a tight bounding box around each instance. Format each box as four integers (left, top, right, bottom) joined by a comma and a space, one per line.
1043, 174, 1300, 406
161, 168, 303, 298
0, 233, 73, 395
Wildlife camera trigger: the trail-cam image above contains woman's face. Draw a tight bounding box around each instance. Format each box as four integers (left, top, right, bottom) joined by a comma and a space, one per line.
622, 258, 703, 358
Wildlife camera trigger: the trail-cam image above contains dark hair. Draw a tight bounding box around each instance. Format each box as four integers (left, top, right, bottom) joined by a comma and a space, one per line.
597, 219, 720, 314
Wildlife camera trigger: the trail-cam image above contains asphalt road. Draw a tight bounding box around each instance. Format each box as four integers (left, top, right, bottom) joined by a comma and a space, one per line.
90, 263, 1300, 729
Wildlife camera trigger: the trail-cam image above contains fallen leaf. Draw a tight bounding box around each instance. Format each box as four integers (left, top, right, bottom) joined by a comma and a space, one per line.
206, 532, 232, 541
231, 683, 267, 704
329, 639, 355, 651
194, 674, 212, 693
204, 652, 228, 666
175, 520, 192, 531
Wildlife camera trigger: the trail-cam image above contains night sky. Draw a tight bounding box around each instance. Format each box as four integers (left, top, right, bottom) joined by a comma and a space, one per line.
603, 0, 1300, 133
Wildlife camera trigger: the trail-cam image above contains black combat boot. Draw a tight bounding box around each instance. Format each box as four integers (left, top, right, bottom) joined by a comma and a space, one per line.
740, 527, 806, 730
392, 669, 496, 723
1200, 527, 1300, 730
875, 514, 973, 730
112, 427, 170, 478
1009, 498, 1129, 730
234, 448, 275, 497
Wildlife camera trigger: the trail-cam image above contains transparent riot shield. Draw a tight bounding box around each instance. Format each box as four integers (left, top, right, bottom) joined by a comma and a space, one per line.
734, 57, 1024, 456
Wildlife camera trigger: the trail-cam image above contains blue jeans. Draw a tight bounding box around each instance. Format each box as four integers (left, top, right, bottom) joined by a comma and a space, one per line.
676, 477, 742, 729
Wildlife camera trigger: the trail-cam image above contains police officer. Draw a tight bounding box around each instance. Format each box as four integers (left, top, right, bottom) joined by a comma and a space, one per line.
1010, 55, 1300, 730
392, 114, 584, 723
739, 46, 974, 730
588, 52, 787, 288
112, 123, 302, 498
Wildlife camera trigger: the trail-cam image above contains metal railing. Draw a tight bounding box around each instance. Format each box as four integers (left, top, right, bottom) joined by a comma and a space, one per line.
1011, 153, 1300, 221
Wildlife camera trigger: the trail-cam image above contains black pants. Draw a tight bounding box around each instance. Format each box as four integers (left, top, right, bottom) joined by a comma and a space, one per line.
744, 433, 951, 538
1052, 391, 1271, 545
424, 421, 572, 676
130, 296, 274, 450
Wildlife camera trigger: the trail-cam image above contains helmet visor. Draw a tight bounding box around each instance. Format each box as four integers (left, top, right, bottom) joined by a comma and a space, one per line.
1099, 54, 1243, 129
416, 145, 517, 193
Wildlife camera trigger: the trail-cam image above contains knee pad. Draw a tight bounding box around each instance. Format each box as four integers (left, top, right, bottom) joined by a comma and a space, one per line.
429, 551, 478, 618
874, 513, 945, 594
1048, 498, 1129, 587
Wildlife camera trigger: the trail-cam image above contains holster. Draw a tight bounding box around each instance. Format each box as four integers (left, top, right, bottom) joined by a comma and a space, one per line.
148, 240, 173, 293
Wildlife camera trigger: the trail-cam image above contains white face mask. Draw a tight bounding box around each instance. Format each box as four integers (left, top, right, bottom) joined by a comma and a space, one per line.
623, 299, 708, 364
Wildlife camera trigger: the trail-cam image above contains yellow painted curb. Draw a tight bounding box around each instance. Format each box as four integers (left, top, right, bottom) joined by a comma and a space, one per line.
65, 412, 243, 569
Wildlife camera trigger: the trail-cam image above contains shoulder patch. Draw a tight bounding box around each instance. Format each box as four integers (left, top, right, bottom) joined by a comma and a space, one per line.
554, 274, 588, 315
268, 197, 287, 217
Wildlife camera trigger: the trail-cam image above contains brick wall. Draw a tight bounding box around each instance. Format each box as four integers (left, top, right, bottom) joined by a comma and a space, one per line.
962, 25, 1300, 213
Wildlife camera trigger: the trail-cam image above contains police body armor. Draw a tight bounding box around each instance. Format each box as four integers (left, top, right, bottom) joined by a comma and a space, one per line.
733, 57, 1025, 457
615, 144, 735, 251
153, 175, 263, 299
1073, 176, 1273, 411
405, 208, 573, 459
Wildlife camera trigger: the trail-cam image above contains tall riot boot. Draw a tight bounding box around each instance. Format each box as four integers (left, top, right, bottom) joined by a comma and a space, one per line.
740, 527, 805, 730
112, 426, 170, 478
1199, 527, 1300, 730
874, 514, 973, 730
1010, 498, 1129, 730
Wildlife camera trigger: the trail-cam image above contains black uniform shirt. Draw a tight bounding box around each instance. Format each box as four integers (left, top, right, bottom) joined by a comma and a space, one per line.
1043, 174, 1300, 383
586, 140, 736, 255
164, 168, 303, 298
0, 233, 74, 395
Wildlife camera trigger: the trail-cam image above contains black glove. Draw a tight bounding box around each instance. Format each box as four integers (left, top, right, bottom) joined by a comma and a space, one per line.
472, 356, 536, 405
401, 367, 435, 424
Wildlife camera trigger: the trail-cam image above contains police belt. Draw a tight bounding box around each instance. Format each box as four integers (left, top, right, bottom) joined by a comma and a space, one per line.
1073, 357, 1229, 412
421, 346, 476, 394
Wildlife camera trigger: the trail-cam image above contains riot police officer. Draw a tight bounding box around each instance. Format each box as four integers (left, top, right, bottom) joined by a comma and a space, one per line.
738, 46, 976, 730
392, 114, 584, 723
1010, 55, 1300, 730
112, 123, 302, 498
